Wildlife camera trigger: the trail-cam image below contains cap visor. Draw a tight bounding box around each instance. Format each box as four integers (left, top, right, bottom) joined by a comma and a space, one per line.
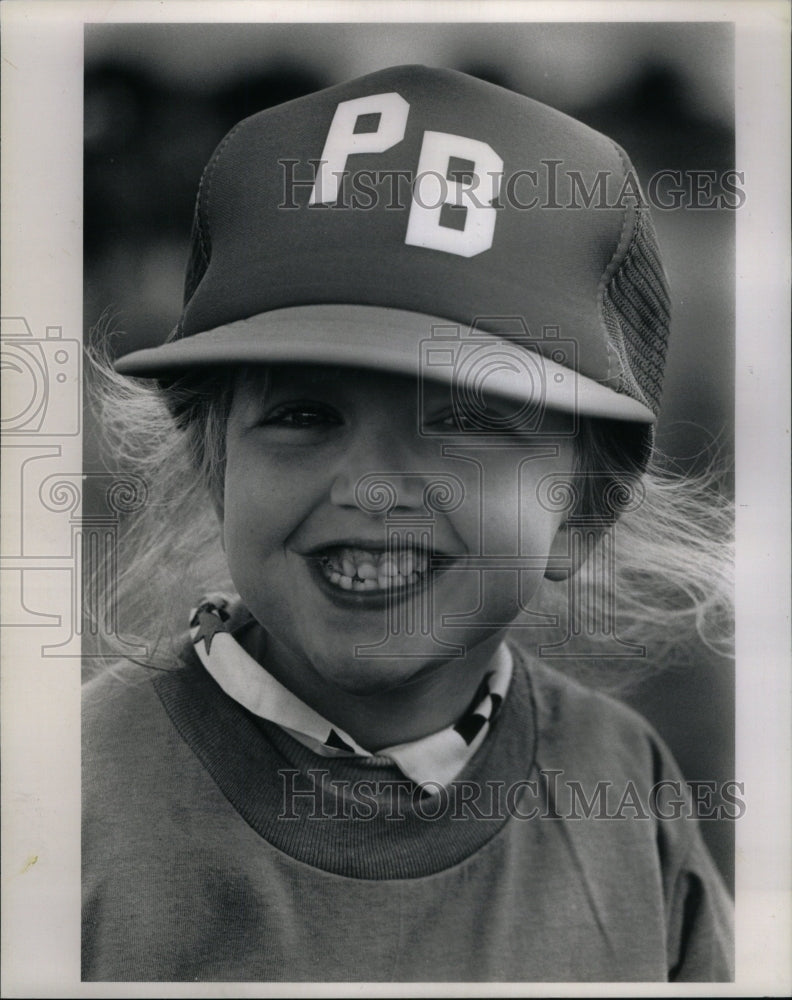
114, 304, 655, 423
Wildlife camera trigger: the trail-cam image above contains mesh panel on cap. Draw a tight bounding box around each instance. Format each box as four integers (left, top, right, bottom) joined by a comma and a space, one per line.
601, 205, 671, 417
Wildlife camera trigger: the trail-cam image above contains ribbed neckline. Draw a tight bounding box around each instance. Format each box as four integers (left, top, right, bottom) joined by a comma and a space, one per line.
154, 643, 538, 880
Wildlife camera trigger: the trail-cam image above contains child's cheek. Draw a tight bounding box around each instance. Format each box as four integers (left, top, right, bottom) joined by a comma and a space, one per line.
449, 452, 567, 562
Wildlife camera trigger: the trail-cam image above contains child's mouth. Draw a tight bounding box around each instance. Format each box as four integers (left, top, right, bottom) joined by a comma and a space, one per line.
316, 545, 431, 594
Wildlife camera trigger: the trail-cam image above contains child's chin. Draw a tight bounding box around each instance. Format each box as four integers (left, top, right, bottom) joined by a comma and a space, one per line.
309, 648, 453, 697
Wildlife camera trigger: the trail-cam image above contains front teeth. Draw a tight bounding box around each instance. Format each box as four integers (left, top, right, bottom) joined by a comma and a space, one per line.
320, 547, 429, 592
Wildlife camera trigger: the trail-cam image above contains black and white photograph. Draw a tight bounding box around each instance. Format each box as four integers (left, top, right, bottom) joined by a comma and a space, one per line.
1, 1, 790, 995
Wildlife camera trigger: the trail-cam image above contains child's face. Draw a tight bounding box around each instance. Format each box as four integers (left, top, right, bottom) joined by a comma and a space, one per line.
221, 363, 574, 696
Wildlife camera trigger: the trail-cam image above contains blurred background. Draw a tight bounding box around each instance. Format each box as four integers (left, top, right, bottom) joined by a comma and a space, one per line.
84, 21, 735, 886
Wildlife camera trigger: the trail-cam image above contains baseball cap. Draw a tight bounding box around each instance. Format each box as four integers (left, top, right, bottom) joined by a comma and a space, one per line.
115, 65, 670, 432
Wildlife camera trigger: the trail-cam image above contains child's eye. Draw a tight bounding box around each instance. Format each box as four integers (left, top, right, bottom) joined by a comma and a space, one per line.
427, 408, 470, 432
262, 402, 342, 429
427, 409, 487, 433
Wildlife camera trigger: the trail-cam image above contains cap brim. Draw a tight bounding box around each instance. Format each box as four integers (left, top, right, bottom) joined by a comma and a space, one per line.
114, 304, 655, 424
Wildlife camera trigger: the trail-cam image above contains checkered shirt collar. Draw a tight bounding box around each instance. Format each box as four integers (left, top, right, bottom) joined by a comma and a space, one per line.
189, 597, 513, 788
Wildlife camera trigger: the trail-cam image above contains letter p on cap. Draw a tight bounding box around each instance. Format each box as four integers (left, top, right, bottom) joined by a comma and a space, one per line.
310, 93, 410, 205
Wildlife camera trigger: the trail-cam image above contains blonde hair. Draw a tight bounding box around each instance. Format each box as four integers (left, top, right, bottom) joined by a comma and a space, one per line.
86, 328, 733, 687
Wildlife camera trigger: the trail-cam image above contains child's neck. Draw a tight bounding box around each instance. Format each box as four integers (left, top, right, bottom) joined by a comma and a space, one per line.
243, 627, 507, 752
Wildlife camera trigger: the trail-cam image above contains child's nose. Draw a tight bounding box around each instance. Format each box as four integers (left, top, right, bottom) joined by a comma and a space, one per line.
328, 425, 428, 514
329, 468, 430, 514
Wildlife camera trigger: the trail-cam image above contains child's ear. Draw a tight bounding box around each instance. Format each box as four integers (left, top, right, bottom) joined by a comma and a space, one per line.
544, 521, 593, 581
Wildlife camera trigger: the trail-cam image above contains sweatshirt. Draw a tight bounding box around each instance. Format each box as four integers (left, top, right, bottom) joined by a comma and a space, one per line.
82, 643, 733, 982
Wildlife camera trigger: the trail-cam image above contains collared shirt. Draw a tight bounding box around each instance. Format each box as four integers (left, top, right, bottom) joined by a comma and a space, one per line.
189, 597, 513, 787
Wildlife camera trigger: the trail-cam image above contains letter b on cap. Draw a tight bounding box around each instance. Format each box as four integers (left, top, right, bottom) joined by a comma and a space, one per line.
309, 93, 410, 205
406, 132, 503, 258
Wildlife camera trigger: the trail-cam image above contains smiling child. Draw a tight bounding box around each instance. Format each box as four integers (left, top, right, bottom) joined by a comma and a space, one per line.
83, 65, 734, 982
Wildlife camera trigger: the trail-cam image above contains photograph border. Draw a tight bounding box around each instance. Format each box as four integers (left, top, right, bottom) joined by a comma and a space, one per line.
1, 1, 790, 996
